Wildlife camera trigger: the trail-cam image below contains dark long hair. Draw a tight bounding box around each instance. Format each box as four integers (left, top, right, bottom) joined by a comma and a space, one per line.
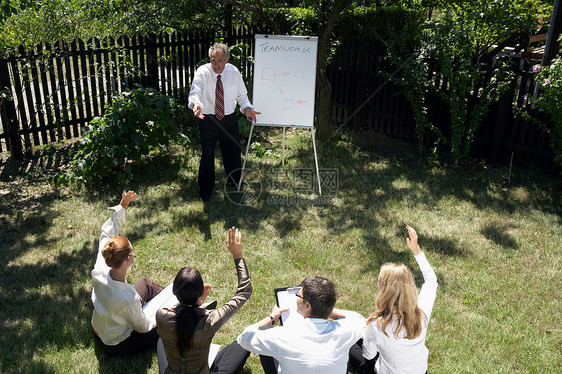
173, 267, 204, 355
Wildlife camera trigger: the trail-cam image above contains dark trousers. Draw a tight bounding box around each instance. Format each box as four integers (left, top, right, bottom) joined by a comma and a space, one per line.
210, 341, 251, 374
348, 339, 378, 373
259, 355, 279, 374
134, 277, 164, 305
198, 113, 242, 198
260, 343, 377, 374
95, 277, 164, 357
348, 339, 427, 374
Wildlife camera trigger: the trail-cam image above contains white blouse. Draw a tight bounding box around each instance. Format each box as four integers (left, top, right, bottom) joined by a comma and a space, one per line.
91, 205, 155, 346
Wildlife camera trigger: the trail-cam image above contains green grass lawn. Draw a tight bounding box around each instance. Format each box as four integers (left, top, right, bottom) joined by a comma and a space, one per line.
0, 128, 560, 373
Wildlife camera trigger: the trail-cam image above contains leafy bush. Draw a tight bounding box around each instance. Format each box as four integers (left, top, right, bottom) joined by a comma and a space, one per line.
337, 6, 426, 51
425, 6, 520, 162
532, 57, 562, 169
260, 7, 317, 35
64, 87, 185, 186
377, 1, 548, 162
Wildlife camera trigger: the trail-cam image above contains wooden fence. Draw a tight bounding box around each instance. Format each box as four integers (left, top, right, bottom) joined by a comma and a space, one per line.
0, 30, 558, 173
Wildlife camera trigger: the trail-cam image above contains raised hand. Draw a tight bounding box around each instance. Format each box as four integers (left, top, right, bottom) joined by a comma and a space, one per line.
198, 283, 213, 305
119, 191, 137, 209
406, 225, 422, 255
226, 227, 243, 259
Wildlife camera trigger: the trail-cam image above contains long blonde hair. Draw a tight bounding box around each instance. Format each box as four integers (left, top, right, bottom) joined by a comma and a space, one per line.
366, 263, 426, 339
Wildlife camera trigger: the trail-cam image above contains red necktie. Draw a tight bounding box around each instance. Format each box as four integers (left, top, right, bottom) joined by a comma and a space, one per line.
215, 75, 224, 120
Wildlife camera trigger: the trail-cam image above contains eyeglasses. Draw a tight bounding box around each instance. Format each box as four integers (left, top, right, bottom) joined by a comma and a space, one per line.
295, 290, 308, 302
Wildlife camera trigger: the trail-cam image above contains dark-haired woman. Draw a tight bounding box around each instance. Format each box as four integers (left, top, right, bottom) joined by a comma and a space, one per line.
91, 191, 163, 356
156, 227, 252, 374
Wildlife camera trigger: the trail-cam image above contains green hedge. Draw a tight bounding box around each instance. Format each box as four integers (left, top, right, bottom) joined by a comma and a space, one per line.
64, 87, 185, 186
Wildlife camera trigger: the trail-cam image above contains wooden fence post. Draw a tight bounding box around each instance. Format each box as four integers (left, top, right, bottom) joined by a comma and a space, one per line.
0, 57, 23, 160
145, 33, 159, 90
352, 41, 366, 130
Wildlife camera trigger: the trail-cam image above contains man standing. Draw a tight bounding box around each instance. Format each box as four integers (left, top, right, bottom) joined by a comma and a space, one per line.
237, 276, 365, 374
188, 42, 260, 202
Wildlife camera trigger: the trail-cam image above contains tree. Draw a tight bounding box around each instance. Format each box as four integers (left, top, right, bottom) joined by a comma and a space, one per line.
423, 0, 544, 162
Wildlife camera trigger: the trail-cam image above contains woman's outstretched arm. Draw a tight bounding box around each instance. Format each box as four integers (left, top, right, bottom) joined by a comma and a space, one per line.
407, 226, 438, 321
94, 191, 136, 270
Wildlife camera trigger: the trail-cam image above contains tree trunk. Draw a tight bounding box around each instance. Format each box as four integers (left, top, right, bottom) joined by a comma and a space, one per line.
315, 0, 352, 141
316, 53, 332, 141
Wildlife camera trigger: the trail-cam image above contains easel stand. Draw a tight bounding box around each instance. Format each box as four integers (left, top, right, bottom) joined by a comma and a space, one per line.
238, 124, 322, 195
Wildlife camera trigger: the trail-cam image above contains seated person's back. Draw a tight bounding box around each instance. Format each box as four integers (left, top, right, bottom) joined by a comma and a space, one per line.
237, 276, 365, 374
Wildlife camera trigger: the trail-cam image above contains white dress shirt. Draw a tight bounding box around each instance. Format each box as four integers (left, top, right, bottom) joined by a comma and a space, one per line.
238, 310, 365, 374
188, 63, 254, 116
91, 205, 155, 346
362, 252, 438, 374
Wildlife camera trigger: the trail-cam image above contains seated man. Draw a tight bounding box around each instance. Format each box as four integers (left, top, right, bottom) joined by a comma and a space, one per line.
237, 276, 365, 374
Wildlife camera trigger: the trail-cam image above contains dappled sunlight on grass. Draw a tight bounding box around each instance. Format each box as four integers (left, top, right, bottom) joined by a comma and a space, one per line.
390, 176, 415, 191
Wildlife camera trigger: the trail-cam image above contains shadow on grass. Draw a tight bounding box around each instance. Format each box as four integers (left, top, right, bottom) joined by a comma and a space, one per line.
133, 127, 561, 258
94, 345, 154, 374
0, 239, 94, 370
480, 224, 519, 250
9, 360, 56, 374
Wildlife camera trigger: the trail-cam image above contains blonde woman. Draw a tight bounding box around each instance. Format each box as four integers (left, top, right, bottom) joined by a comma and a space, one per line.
350, 225, 438, 374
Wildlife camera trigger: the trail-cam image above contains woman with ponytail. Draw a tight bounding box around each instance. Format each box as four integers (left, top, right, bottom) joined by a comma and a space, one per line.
91, 191, 163, 356
350, 225, 438, 374
156, 227, 252, 374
